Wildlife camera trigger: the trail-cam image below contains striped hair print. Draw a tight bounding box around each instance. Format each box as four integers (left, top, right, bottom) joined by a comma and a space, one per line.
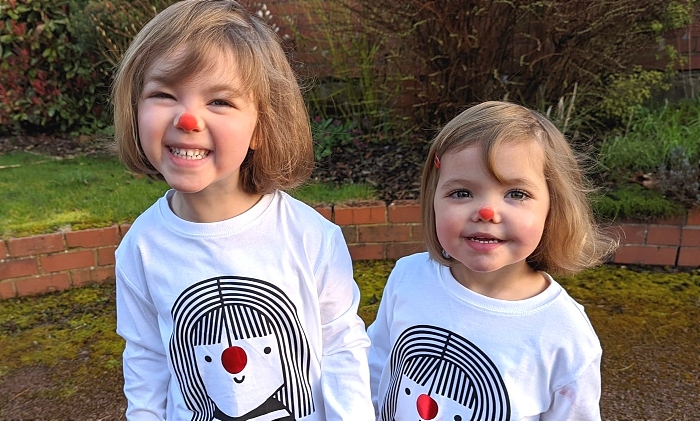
381, 325, 510, 421
169, 276, 314, 420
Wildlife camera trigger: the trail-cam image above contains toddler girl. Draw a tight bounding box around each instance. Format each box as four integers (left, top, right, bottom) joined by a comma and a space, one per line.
112, 1, 374, 419
368, 101, 618, 420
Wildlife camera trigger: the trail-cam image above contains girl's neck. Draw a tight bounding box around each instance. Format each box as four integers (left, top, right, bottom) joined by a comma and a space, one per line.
170, 189, 264, 223
450, 262, 549, 301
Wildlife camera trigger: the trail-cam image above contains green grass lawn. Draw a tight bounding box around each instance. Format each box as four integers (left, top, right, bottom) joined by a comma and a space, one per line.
0, 151, 377, 239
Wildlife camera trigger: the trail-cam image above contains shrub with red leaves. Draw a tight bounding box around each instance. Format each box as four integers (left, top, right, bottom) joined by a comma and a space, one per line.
0, 0, 110, 135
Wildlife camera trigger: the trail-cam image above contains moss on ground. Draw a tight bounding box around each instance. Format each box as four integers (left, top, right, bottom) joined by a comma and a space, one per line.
1, 263, 697, 375
1, 261, 698, 418
0, 283, 123, 380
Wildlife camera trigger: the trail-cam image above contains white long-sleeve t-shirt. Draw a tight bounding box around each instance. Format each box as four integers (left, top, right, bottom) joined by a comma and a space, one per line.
367, 253, 602, 421
115, 190, 374, 421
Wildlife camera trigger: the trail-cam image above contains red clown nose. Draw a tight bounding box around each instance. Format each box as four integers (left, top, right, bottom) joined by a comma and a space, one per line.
221, 346, 247, 374
478, 208, 494, 220
416, 394, 438, 419
176, 113, 198, 131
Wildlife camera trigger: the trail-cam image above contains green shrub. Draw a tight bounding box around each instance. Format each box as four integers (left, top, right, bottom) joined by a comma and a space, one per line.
287, 0, 397, 133
70, 0, 177, 71
599, 100, 700, 180
0, 0, 110, 134
657, 146, 700, 206
598, 67, 671, 123
311, 117, 362, 161
307, 0, 698, 131
592, 183, 686, 222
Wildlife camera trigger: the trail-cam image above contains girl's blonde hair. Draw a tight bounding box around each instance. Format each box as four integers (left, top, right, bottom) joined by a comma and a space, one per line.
421, 101, 618, 276
112, 0, 313, 194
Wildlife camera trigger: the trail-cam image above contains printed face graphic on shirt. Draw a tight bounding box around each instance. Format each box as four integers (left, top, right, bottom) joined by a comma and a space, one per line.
380, 325, 510, 421
395, 375, 474, 421
194, 332, 283, 417
170, 276, 315, 421
395, 375, 473, 421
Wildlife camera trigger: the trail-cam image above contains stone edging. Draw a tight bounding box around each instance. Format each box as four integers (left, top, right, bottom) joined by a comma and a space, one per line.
1, 201, 698, 300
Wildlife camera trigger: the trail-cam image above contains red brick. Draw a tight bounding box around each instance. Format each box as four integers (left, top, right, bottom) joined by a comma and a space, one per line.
0, 258, 39, 281
687, 208, 700, 226
613, 245, 678, 266
348, 244, 385, 260
333, 207, 354, 226
359, 225, 411, 243
65, 226, 120, 248
40, 250, 95, 273
0, 280, 16, 299
386, 242, 425, 259
616, 224, 647, 245
340, 226, 358, 243
0, 240, 7, 258
71, 267, 115, 287
120, 223, 132, 237
677, 247, 700, 267
653, 215, 686, 225
411, 224, 424, 242
8, 233, 64, 257
97, 246, 117, 266
352, 202, 386, 225
681, 227, 700, 247
15, 273, 71, 297
388, 201, 421, 223
313, 205, 332, 221
647, 225, 681, 246
335, 202, 386, 225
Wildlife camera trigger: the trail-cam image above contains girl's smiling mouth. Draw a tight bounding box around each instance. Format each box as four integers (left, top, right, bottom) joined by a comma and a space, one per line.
169, 146, 210, 159
467, 236, 503, 244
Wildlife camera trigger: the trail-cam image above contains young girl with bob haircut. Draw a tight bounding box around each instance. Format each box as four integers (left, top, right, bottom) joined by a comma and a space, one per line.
368, 101, 618, 420
112, 1, 374, 420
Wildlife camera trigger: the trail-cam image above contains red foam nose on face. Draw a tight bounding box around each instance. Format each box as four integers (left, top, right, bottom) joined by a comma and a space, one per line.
416, 394, 438, 420
176, 113, 198, 131
478, 208, 494, 220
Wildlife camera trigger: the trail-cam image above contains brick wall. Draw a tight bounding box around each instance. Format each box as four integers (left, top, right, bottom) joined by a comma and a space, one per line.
641, 22, 700, 71
1, 202, 698, 300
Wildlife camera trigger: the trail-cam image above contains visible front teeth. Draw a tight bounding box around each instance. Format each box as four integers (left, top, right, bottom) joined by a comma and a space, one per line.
470, 237, 500, 244
170, 147, 210, 160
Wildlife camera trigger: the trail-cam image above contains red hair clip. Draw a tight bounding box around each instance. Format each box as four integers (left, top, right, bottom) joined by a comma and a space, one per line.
434, 153, 440, 169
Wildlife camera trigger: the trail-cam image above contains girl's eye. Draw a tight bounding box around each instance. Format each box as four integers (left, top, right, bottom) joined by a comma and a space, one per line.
506, 189, 529, 200
449, 190, 471, 199
148, 92, 174, 100
210, 99, 233, 107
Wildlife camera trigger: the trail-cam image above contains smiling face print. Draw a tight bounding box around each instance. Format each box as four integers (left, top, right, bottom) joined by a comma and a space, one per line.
380, 326, 510, 421
395, 374, 474, 421
194, 331, 284, 417
170, 276, 315, 420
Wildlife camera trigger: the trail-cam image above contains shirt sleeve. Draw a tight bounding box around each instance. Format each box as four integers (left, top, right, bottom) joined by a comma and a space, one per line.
543, 356, 602, 421
366, 263, 397, 417
116, 265, 170, 420
316, 227, 374, 421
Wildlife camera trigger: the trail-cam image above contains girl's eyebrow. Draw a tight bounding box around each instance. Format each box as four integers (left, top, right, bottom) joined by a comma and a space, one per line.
437, 177, 472, 189
143, 75, 246, 97
498, 176, 540, 187
142, 73, 174, 87
203, 84, 246, 97
439, 175, 539, 188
